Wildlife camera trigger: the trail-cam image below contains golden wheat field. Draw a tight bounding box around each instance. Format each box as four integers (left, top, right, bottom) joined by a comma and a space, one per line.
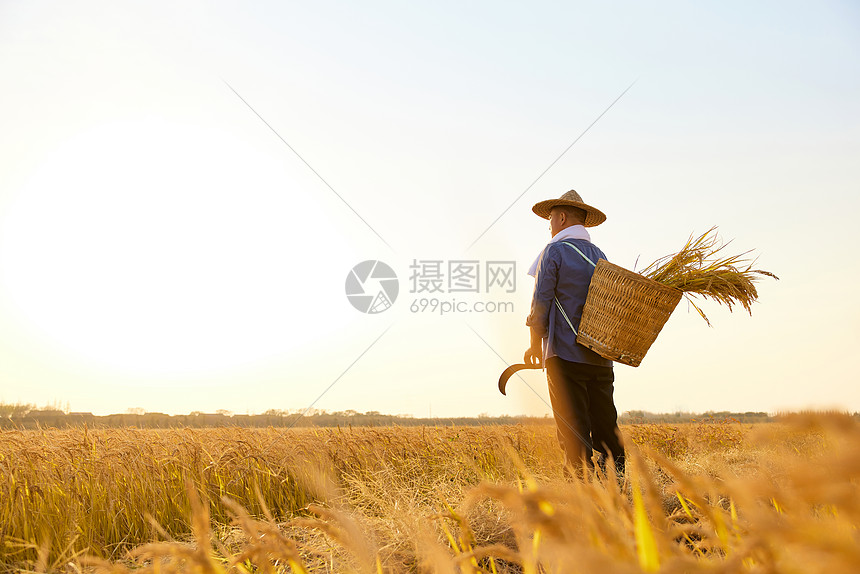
1, 414, 859, 573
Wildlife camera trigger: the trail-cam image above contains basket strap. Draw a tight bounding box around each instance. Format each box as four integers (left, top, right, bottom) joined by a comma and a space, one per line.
560, 241, 596, 268
554, 297, 577, 336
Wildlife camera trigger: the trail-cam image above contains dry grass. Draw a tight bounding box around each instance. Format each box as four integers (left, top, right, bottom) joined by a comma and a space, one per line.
2, 414, 858, 573
639, 227, 779, 325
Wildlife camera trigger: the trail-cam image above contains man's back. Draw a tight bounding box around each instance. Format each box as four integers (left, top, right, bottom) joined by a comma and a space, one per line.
528, 238, 612, 366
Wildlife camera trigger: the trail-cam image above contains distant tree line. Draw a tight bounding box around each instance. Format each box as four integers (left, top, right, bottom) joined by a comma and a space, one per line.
617, 410, 775, 424
1, 403, 857, 430
0, 404, 550, 429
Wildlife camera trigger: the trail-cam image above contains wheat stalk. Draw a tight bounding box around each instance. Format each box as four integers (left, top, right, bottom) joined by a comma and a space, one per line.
639, 227, 779, 326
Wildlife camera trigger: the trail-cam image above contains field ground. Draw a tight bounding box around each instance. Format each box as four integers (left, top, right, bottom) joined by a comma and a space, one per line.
1, 415, 859, 572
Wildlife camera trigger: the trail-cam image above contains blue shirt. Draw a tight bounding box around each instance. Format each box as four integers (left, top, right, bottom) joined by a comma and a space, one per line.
526, 238, 612, 367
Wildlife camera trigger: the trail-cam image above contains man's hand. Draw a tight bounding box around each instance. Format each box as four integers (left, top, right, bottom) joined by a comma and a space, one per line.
524, 344, 543, 367
525, 326, 544, 366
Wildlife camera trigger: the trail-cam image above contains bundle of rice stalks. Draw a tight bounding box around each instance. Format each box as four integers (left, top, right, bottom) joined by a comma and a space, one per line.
638, 226, 779, 326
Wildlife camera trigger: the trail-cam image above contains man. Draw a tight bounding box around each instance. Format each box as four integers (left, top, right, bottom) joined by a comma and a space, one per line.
524, 189, 625, 475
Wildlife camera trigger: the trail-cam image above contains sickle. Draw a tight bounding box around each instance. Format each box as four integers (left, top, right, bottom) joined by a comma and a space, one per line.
498, 363, 542, 395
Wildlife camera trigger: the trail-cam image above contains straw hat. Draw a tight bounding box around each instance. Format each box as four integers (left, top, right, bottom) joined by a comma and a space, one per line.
532, 189, 606, 227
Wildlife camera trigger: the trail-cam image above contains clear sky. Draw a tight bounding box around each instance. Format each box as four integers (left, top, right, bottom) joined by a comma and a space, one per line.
1, 1, 858, 417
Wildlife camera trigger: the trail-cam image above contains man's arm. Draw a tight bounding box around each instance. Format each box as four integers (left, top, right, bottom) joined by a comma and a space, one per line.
525, 246, 559, 365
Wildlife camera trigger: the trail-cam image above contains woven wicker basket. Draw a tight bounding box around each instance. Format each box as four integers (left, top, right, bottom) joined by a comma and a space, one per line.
577, 259, 683, 367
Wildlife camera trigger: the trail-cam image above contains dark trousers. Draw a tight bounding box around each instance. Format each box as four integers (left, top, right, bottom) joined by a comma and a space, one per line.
546, 356, 625, 474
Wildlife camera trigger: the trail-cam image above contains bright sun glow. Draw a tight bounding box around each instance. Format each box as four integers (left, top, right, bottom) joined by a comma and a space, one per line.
0, 118, 325, 375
